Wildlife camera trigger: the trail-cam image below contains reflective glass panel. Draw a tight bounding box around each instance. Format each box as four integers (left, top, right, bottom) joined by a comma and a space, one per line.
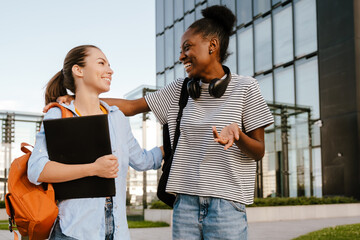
156, 34, 165, 73
175, 62, 186, 79
274, 65, 294, 104
195, 3, 207, 20
156, 0, 164, 34
237, 25, 254, 76
294, 0, 317, 57
174, 0, 184, 21
165, 28, 174, 68
165, 68, 175, 85
184, 0, 195, 13
207, 0, 220, 6
156, 73, 165, 88
273, 4, 293, 66
164, 0, 173, 28
295, 56, 319, 118
184, 11, 195, 29
272, 0, 282, 5
257, 73, 273, 102
224, 34, 237, 73
254, 15, 272, 73
237, 0, 252, 26
254, 0, 271, 16
312, 147, 322, 197
174, 20, 185, 62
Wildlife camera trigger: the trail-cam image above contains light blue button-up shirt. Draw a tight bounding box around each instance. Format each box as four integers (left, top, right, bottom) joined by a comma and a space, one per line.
27, 101, 162, 239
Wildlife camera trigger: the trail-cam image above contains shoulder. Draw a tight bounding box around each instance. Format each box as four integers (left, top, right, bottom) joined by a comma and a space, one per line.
231, 73, 258, 87
43, 107, 62, 121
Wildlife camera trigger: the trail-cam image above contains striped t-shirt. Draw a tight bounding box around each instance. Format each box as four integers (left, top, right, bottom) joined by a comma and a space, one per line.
145, 74, 274, 204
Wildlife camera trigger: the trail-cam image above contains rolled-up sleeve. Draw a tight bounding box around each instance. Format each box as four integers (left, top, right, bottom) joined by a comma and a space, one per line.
27, 107, 62, 185
124, 118, 163, 171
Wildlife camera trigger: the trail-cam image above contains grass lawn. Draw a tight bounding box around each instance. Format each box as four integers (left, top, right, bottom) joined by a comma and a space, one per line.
293, 223, 360, 240
0, 217, 169, 231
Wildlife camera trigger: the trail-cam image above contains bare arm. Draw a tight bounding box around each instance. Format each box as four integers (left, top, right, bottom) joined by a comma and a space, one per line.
38, 154, 119, 183
101, 98, 150, 116
213, 123, 265, 161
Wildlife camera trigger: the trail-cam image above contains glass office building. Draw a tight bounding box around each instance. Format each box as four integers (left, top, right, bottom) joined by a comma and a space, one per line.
155, 0, 360, 199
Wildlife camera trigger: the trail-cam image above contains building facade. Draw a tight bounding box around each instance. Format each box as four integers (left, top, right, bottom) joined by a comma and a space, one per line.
155, 0, 360, 199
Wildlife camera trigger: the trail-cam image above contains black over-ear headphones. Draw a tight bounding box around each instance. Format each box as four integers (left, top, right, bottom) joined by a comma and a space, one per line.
186, 65, 231, 100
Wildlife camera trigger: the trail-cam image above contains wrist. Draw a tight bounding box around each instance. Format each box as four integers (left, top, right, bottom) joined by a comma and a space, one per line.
87, 163, 97, 177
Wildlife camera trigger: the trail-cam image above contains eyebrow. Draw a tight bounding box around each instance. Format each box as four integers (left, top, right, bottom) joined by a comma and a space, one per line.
181, 40, 189, 49
97, 57, 110, 66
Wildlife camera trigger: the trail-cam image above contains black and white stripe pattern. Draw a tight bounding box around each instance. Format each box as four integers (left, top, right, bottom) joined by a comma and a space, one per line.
145, 74, 274, 205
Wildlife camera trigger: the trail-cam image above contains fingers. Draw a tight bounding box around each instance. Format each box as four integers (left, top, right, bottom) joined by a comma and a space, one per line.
212, 126, 220, 139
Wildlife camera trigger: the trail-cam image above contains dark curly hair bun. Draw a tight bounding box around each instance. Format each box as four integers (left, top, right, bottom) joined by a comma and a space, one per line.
202, 5, 236, 35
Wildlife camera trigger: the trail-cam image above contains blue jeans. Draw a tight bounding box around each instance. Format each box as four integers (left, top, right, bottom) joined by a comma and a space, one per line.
49, 197, 114, 240
49, 218, 77, 240
172, 194, 248, 240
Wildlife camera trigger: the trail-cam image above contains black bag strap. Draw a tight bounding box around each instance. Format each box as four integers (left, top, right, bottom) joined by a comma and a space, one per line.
172, 78, 190, 153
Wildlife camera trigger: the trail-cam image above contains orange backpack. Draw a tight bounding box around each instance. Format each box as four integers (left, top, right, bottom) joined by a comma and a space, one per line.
5, 103, 73, 240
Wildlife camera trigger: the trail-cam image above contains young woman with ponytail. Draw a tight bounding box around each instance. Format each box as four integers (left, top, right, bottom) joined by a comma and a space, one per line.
52, 5, 274, 239
28, 45, 164, 239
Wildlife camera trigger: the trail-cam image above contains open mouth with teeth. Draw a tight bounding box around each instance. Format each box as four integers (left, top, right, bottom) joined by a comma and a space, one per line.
102, 78, 111, 84
184, 63, 192, 72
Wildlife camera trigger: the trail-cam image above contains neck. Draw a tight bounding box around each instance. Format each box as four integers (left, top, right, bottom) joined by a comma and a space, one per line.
201, 63, 225, 83
73, 91, 103, 116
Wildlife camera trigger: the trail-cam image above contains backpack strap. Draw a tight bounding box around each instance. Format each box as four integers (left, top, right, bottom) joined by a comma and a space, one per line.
46, 102, 74, 118
172, 78, 190, 153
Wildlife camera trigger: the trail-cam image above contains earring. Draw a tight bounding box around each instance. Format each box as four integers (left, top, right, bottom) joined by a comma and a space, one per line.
209, 50, 213, 54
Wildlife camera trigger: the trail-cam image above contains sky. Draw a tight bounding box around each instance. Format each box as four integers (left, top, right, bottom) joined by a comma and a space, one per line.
0, 0, 156, 113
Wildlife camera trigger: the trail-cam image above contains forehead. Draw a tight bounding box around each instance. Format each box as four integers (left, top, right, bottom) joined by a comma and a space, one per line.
181, 28, 205, 45
86, 47, 107, 60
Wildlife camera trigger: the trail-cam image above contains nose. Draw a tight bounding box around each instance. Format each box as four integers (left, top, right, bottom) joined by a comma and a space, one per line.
179, 51, 186, 63
107, 66, 114, 76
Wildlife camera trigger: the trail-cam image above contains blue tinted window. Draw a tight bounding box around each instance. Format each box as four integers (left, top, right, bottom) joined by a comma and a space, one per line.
207, 0, 220, 6
253, 0, 271, 17
175, 62, 185, 79
184, 11, 195, 29
257, 73, 273, 102
184, 0, 195, 13
294, 0, 317, 57
273, 4, 293, 66
165, 68, 175, 85
195, 3, 207, 20
274, 65, 295, 104
156, 73, 165, 88
164, 0, 173, 28
156, 34, 165, 73
237, 0, 252, 26
254, 15, 272, 73
295, 56, 319, 118
237, 25, 254, 76
165, 28, 174, 68
174, 0, 184, 21
224, 34, 237, 73
174, 20, 185, 62
156, 0, 164, 34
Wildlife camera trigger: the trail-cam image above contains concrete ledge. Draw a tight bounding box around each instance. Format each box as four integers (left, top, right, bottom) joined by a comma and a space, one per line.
247, 203, 360, 222
0, 209, 8, 221
145, 203, 360, 225
144, 209, 173, 225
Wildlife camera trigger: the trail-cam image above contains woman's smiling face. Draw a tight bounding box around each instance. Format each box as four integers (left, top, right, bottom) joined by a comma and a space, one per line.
81, 47, 114, 94
179, 28, 213, 80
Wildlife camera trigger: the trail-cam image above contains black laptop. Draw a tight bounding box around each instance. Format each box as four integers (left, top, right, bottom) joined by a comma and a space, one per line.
43, 114, 115, 200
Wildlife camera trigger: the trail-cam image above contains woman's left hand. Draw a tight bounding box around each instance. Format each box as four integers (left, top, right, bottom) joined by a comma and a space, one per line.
212, 123, 240, 150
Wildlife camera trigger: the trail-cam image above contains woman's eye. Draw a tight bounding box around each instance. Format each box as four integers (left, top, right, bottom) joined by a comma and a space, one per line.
99, 62, 104, 65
